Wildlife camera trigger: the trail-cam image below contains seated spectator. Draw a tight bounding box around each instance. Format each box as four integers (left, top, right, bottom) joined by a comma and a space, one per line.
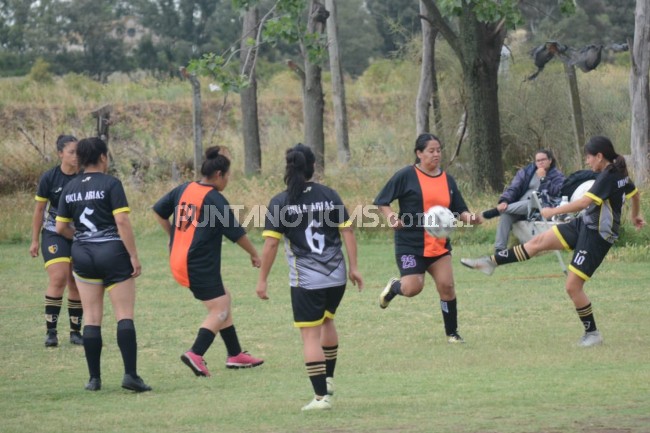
482, 150, 565, 253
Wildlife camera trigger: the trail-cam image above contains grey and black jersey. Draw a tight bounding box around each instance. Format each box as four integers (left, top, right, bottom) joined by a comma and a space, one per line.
263, 182, 351, 290
583, 169, 637, 244
56, 172, 130, 243
35, 165, 77, 233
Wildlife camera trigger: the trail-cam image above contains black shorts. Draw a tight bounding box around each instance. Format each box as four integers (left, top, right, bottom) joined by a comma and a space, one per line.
188, 284, 226, 302
41, 230, 72, 268
71, 241, 133, 288
553, 218, 612, 281
395, 252, 451, 276
291, 285, 346, 328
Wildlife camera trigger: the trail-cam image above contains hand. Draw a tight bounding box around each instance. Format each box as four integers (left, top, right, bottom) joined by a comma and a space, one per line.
497, 202, 508, 212
256, 281, 269, 300
387, 213, 403, 230
633, 216, 646, 230
536, 167, 547, 178
250, 255, 261, 268
540, 208, 554, 220
29, 241, 39, 258
348, 269, 364, 291
470, 213, 483, 225
130, 256, 142, 278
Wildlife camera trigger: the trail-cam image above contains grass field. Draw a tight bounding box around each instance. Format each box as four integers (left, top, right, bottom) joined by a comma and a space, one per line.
1, 230, 649, 433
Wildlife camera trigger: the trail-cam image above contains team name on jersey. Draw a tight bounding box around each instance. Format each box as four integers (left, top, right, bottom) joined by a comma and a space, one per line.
617, 177, 629, 188
65, 190, 106, 202
285, 200, 335, 216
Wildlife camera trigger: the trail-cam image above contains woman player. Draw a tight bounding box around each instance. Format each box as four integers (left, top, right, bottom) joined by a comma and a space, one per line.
56, 137, 151, 392
256, 143, 364, 411
30, 135, 83, 347
153, 146, 263, 378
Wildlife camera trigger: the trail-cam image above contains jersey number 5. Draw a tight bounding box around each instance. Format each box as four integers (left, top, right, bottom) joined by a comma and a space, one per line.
80, 207, 98, 232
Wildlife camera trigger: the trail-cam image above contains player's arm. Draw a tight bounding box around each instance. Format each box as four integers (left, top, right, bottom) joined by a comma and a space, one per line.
236, 234, 261, 268
153, 211, 172, 236
541, 195, 592, 219
256, 235, 280, 300
629, 191, 645, 229
55, 218, 75, 240
341, 226, 364, 291
30, 200, 47, 257
378, 205, 402, 229
114, 211, 141, 278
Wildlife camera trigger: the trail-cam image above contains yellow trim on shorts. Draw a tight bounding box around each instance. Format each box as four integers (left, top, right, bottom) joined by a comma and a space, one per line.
339, 220, 352, 229
551, 225, 572, 251
626, 188, 638, 199
584, 192, 602, 205
35, 195, 48, 202
44, 257, 71, 268
262, 230, 282, 239
72, 271, 103, 285
112, 207, 130, 215
293, 310, 335, 328
56, 216, 73, 223
105, 283, 117, 292
568, 265, 590, 281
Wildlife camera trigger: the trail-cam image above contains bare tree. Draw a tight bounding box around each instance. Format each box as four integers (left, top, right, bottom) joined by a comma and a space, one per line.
416, 1, 441, 135
240, 6, 262, 175
629, 0, 650, 185
325, 0, 350, 163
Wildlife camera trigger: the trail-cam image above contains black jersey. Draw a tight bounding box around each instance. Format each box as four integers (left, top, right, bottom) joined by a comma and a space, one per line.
153, 182, 246, 290
56, 173, 129, 243
263, 182, 350, 290
582, 169, 638, 243
374, 165, 469, 257
35, 165, 77, 233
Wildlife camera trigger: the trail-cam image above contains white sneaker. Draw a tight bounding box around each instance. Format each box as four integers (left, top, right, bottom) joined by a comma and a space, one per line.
326, 377, 334, 396
379, 277, 399, 309
302, 395, 332, 411
460, 257, 496, 276
578, 330, 603, 347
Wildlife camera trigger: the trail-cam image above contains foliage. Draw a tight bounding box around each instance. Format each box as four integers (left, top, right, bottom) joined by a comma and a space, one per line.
27, 58, 53, 83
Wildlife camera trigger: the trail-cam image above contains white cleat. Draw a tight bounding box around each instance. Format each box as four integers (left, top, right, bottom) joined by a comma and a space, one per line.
578, 330, 603, 347
460, 257, 496, 276
302, 395, 332, 411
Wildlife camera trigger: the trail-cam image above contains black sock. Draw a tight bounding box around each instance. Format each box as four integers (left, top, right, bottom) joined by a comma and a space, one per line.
576, 303, 597, 333
305, 361, 327, 397
83, 325, 102, 379
322, 345, 338, 378
117, 319, 138, 376
191, 327, 216, 356
45, 296, 62, 330
441, 298, 458, 336
493, 244, 530, 265
219, 325, 242, 357
68, 299, 83, 332
384, 279, 403, 302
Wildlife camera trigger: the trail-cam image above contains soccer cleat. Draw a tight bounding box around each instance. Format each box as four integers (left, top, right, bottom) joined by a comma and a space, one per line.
181, 351, 211, 377
578, 330, 603, 347
326, 377, 335, 396
85, 377, 101, 391
226, 351, 264, 369
460, 257, 496, 276
70, 331, 83, 345
301, 395, 332, 411
447, 333, 465, 344
45, 329, 59, 347
379, 277, 399, 309
121, 374, 152, 392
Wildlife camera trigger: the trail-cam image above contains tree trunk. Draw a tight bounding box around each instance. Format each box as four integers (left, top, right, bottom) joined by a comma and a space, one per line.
457, 5, 505, 191
325, 0, 350, 163
564, 63, 585, 167
240, 6, 262, 175
630, 0, 650, 185
303, 0, 327, 173
416, 1, 435, 135
189, 74, 202, 176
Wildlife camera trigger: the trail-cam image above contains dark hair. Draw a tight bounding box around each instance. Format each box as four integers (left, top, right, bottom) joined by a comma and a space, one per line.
414, 133, 441, 163
76, 137, 108, 167
536, 149, 557, 169
56, 134, 77, 152
584, 136, 628, 176
284, 143, 315, 202
201, 146, 231, 178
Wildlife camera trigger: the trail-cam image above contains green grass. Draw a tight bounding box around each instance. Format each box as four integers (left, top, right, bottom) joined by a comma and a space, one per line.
1, 231, 649, 433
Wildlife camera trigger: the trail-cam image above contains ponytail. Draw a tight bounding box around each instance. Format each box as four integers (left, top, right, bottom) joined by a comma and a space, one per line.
584, 136, 628, 176
284, 143, 315, 202
201, 146, 230, 178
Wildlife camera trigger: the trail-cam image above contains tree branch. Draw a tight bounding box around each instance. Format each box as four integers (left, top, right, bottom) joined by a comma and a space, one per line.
420, 0, 461, 61
17, 126, 48, 162
286, 59, 306, 82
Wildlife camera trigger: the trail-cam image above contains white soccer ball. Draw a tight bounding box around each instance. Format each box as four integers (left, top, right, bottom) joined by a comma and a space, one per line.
423, 206, 456, 238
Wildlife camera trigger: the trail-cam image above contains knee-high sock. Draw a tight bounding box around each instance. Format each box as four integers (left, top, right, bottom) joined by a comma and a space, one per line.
117, 319, 137, 376
83, 325, 102, 378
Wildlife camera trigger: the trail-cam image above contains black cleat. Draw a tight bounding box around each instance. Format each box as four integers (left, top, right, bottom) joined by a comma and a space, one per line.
85, 377, 102, 391
70, 331, 83, 345
121, 374, 152, 393
45, 329, 59, 347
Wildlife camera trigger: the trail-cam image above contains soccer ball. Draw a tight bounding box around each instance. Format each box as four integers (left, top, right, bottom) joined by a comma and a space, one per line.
423, 206, 456, 238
